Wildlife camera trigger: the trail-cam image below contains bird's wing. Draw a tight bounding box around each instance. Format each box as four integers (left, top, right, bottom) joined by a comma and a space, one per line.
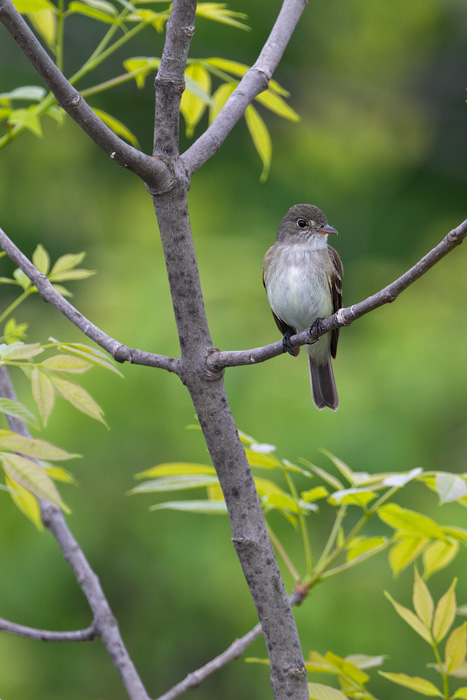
327, 245, 343, 359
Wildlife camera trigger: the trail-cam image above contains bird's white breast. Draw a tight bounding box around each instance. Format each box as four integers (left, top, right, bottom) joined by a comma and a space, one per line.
265, 242, 333, 332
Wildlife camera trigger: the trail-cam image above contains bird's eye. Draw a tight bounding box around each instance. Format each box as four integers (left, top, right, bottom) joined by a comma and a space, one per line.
297, 219, 307, 228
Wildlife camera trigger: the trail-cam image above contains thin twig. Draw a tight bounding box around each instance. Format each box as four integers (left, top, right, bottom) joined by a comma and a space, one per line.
0, 618, 96, 642
0, 0, 171, 192
0, 366, 151, 700
0, 226, 181, 375
208, 217, 467, 371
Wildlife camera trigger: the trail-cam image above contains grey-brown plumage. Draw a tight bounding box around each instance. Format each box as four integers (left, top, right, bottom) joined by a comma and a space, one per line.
263, 204, 343, 410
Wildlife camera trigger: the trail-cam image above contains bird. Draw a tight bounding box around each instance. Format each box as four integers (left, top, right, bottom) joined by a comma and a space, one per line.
263, 204, 343, 410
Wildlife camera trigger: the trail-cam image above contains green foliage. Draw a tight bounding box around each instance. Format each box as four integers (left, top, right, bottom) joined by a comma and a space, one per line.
0, 246, 118, 525
0, 1, 299, 180
132, 430, 467, 587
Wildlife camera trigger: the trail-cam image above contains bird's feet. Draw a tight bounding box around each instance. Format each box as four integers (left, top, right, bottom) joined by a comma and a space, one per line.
308, 318, 324, 343
282, 330, 296, 355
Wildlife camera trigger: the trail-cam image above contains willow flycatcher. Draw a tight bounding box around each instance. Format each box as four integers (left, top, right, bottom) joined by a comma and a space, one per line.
263, 204, 343, 410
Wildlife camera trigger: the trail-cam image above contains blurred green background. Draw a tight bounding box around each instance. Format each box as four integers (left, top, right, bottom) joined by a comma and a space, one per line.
0, 0, 466, 698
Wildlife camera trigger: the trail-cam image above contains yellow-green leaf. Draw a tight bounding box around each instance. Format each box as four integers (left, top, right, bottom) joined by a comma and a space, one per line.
196, 3, 249, 31
435, 473, 467, 504
244, 448, 280, 469
5, 473, 43, 529
0, 431, 79, 461
1, 453, 69, 512
12, 0, 55, 10
204, 57, 289, 96
8, 107, 42, 137
433, 578, 457, 643
325, 651, 369, 685
209, 81, 236, 123
180, 64, 212, 137
68, 1, 117, 22
245, 104, 271, 183
0, 397, 38, 427
346, 536, 387, 562
40, 355, 91, 373
446, 623, 467, 673
254, 477, 287, 498
150, 500, 227, 515
301, 486, 329, 502
130, 474, 219, 494
328, 487, 375, 507
423, 539, 459, 579
32, 244, 50, 275
384, 591, 431, 642
123, 57, 160, 89
1, 342, 43, 360
379, 672, 442, 696
389, 535, 428, 576
92, 107, 139, 147
50, 375, 106, 425
255, 89, 300, 122
31, 367, 55, 426
308, 683, 348, 700
378, 503, 446, 539
452, 688, 467, 698
135, 463, 216, 479
27, 9, 56, 47
413, 567, 434, 629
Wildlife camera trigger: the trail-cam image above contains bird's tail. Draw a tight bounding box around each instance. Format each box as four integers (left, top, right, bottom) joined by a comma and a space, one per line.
308, 355, 338, 411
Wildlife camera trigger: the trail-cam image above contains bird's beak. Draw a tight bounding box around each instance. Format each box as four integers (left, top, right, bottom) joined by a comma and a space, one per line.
316, 224, 338, 235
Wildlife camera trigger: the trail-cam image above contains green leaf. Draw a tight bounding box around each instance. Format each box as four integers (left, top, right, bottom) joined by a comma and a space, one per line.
122, 57, 160, 89
130, 474, 220, 494
12, 0, 55, 10
452, 688, 467, 699
8, 107, 42, 137
0, 397, 38, 427
0, 85, 47, 101
196, 3, 249, 31
0, 431, 79, 461
180, 64, 212, 137
13, 268, 32, 290
50, 375, 107, 425
345, 654, 386, 670
261, 492, 308, 514
135, 462, 215, 479
378, 504, 446, 540
0, 342, 43, 360
254, 477, 287, 498
328, 487, 376, 507
389, 535, 428, 576
244, 448, 280, 469
40, 355, 92, 373
321, 450, 355, 484
77, 0, 117, 15
301, 486, 329, 503
378, 672, 442, 696
346, 536, 387, 562
325, 651, 369, 685
150, 500, 227, 514
91, 107, 139, 147
27, 8, 56, 47
446, 623, 467, 674
245, 104, 271, 183
68, 1, 117, 22
5, 473, 43, 529
308, 683, 348, 700
433, 578, 457, 643
423, 539, 459, 579
43, 463, 78, 485
32, 244, 50, 275
304, 461, 344, 490
209, 81, 236, 123
435, 473, 467, 504
255, 89, 300, 122
3, 318, 29, 343
31, 367, 55, 426
49, 252, 86, 277
48, 339, 122, 375
383, 467, 423, 487
1, 453, 69, 512
413, 567, 434, 629
384, 591, 431, 643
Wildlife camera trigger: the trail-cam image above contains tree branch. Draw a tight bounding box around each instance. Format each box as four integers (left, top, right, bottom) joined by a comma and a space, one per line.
181, 0, 307, 174
208, 217, 467, 372
0, 0, 172, 192
0, 226, 181, 374
0, 618, 96, 642
0, 366, 151, 700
